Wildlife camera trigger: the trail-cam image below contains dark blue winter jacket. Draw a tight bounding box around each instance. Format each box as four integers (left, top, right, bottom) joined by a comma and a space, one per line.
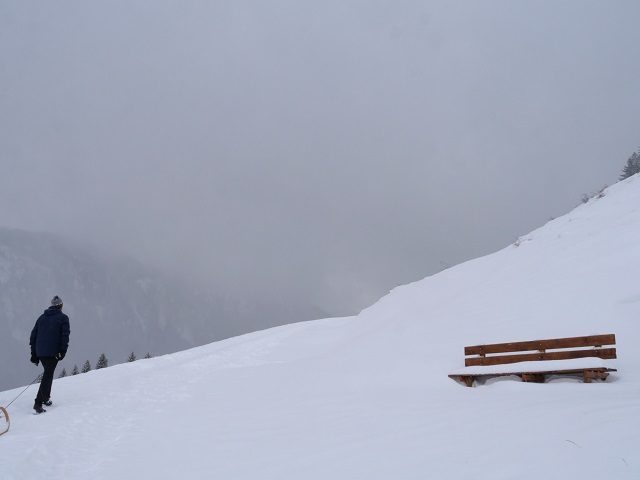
30, 307, 70, 357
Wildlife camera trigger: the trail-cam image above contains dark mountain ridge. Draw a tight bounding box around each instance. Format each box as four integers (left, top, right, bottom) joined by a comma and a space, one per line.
0, 228, 326, 390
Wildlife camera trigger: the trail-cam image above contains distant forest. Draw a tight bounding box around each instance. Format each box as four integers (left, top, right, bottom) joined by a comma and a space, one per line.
55, 352, 153, 379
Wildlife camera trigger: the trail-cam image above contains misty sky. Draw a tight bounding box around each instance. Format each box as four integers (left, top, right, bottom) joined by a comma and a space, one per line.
1, 1, 639, 315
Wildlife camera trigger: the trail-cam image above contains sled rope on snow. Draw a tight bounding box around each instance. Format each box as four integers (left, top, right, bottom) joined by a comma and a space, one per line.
449, 334, 617, 387
0, 373, 41, 435
0, 407, 9, 436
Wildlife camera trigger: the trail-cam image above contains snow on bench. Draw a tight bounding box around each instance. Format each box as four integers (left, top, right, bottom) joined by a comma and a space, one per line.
448, 334, 617, 387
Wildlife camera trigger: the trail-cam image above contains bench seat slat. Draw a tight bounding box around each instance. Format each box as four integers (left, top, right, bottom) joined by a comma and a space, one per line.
448, 368, 616, 380
451, 357, 616, 376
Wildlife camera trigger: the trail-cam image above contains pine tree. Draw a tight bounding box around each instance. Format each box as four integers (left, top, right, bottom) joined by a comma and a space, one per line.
72, 365, 79, 375
58, 368, 67, 378
127, 351, 137, 362
620, 150, 640, 180
81, 360, 91, 373
144, 353, 152, 359
96, 353, 109, 370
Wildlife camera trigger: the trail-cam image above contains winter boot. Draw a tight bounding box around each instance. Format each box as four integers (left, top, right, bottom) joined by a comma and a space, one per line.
43, 399, 52, 407
33, 403, 46, 414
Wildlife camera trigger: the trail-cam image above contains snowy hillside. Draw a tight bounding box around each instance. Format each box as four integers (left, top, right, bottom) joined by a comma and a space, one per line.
1, 175, 639, 479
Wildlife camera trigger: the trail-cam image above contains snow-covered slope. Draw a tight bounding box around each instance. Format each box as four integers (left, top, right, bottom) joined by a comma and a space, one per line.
1, 175, 639, 479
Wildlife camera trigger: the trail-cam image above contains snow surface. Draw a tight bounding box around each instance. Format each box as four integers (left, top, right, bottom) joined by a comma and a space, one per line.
1, 175, 640, 479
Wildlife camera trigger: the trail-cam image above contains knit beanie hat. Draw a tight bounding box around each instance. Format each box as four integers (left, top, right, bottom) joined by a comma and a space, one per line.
51, 295, 63, 307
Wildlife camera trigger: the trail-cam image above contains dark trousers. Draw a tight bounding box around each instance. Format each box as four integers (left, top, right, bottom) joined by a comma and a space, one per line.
35, 357, 58, 405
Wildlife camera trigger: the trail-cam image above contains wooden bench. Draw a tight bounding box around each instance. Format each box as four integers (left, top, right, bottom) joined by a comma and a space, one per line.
449, 334, 617, 387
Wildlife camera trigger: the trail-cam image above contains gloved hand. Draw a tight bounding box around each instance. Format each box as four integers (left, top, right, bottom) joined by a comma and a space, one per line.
30, 354, 39, 366
55, 350, 66, 361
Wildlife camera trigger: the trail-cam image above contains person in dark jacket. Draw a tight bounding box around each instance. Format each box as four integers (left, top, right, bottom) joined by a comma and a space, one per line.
29, 295, 70, 414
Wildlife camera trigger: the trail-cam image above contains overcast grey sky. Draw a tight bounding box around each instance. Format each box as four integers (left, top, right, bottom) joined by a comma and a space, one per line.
1, 1, 639, 314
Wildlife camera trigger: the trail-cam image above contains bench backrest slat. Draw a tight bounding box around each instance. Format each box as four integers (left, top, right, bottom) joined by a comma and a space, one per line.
465, 347, 617, 367
463, 334, 616, 367
464, 334, 615, 356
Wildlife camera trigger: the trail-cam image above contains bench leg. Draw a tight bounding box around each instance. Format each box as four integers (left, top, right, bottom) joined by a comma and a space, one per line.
458, 375, 474, 387
583, 371, 609, 383
520, 373, 545, 383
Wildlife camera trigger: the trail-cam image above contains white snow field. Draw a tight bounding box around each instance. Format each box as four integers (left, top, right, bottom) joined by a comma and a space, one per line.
2, 175, 639, 480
